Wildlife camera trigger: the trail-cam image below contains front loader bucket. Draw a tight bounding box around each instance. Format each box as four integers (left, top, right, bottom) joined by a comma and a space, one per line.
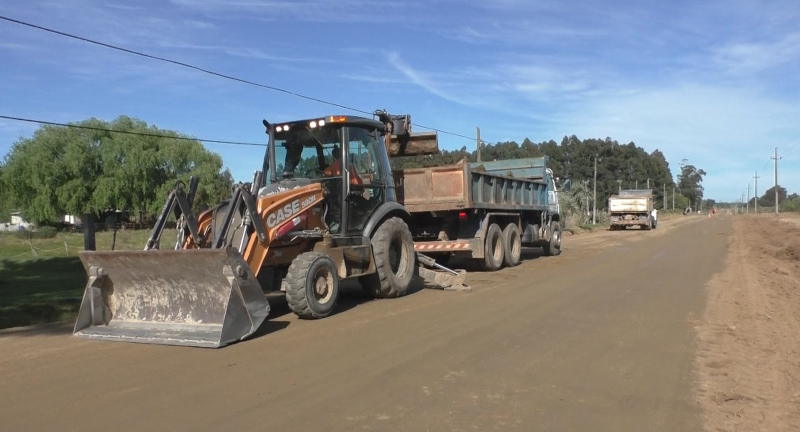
74, 248, 269, 348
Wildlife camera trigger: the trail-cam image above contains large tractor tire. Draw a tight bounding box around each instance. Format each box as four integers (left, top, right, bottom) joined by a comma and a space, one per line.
543, 221, 562, 256
360, 217, 415, 298
502, 223, 522, 267
284, 252, 339, 319
480, 223, 505, 271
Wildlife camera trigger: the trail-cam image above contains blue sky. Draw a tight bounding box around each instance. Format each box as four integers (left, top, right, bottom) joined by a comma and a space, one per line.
1, 0, 798, 202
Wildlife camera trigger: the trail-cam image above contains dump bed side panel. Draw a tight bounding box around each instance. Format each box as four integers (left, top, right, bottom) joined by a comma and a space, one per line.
468, 170, 549, 210
393, 163, 469, 212
394, 161, 550, 213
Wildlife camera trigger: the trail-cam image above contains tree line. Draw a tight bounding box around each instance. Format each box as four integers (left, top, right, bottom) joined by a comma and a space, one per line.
717, 186, 800, 212
0, 116, 233, 225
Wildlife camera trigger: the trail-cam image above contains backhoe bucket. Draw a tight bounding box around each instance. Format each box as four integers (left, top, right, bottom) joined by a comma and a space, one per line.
73, 248, 269, 348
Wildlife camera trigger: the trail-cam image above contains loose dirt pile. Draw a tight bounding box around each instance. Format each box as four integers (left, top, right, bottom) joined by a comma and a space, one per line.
696, 214, 800, 431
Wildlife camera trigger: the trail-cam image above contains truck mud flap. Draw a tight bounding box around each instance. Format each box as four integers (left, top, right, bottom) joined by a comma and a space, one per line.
74, 248, 269, 348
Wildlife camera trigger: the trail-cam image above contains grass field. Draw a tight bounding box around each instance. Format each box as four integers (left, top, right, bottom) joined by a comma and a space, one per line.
0, 229, 151, 329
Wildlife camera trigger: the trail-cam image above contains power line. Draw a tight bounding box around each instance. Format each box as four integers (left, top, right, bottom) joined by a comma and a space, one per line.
783, 145, 800, 158
0, 115, 267, 147
0, 14, 477, 142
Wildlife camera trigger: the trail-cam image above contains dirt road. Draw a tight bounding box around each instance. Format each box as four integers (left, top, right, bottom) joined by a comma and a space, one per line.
0, 215, 733, 431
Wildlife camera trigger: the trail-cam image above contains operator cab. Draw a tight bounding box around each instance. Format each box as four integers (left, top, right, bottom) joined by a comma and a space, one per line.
261, 116, 391, 235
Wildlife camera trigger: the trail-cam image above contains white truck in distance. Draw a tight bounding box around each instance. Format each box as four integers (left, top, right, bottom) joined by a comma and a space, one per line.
608, 190, 657, 231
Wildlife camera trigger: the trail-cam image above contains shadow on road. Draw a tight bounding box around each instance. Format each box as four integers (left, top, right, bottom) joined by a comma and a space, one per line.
249, 279, 380, 340
0, 321, 75, 338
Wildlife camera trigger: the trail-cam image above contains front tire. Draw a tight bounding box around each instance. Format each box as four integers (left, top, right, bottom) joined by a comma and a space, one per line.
284, 252, 339, 319
360, 217, 414, 298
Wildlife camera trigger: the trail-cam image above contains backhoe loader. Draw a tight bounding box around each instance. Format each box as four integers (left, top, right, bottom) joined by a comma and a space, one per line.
74, 111, 468, 348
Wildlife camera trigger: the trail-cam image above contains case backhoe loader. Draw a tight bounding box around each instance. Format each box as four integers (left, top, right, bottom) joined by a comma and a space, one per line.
74, 111, 468, 348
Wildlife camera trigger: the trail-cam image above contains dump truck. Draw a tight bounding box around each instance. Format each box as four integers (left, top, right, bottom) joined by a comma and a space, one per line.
74, 111, 468, 348
393, 156, 562, 270
608, 189, 656, 230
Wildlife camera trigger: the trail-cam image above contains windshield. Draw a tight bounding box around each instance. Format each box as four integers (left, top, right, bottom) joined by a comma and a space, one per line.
266, 124, 342, 183
265, 124, 383, 185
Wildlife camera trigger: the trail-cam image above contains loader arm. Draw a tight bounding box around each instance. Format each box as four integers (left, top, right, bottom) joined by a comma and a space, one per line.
191, 182, 328, 274
242, 183, 327, 275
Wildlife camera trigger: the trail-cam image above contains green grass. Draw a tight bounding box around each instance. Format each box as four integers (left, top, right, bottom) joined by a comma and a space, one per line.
0, 229, 152, 329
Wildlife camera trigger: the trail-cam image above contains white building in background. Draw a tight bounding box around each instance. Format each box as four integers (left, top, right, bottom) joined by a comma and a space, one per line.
10, 211, 24, 225
64, 214, 80, 225
1, 210, 34, 231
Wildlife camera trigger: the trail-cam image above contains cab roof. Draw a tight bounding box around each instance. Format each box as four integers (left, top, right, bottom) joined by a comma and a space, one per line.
269, 115, 385, 133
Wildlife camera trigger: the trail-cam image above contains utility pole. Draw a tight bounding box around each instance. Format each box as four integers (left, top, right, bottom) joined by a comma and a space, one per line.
617, 179, 622, 194
754, 171, 760, 213
771, 147, 780, 215
584, 181, 589, 220
647, 178, 650, 189
476, 127, 482, 163
663, 183, 666, 209
672, 187, 675, 210
592, 156, 597, 225
746, 184, 750, 213
635, 179, 638, 189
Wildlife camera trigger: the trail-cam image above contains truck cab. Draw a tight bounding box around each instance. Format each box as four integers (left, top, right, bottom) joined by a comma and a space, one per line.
261, 115, 400, 237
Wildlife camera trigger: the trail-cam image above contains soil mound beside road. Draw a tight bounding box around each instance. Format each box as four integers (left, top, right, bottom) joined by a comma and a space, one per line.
695, 214, 800, 432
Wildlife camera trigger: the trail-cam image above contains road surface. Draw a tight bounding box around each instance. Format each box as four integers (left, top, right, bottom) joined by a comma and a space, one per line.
0, 216, 730, 431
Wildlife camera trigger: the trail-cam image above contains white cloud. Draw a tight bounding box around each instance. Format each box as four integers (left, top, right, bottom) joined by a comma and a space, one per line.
712, 32, 800, 74
182, 19, 215, 30
387, 52, 469, 106
167, 0, 427, 22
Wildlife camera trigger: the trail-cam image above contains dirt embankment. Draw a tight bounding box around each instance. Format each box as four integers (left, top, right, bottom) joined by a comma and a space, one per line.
696, 213, 800, 431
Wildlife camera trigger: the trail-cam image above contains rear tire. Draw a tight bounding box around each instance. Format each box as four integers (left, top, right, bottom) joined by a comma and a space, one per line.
284, 252, 339, 319
543, 221, 562, 256
482, 223, 504, 271
360, 217, 414, 298
502, 223, 522, 267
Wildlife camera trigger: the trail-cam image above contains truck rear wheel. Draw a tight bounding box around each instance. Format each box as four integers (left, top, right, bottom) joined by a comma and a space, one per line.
481, 223, 505, 271
543, 221, 562, 256
360, 217, 414, 298
502, 223, 521, 267
284, 252, 339, 319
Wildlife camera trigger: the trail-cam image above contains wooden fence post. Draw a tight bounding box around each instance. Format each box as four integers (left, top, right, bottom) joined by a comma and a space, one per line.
82, 213, 96, 251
